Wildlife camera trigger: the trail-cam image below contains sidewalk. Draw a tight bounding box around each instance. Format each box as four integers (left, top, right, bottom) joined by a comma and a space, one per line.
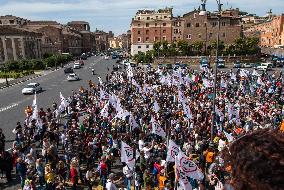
0, 73, 42, 89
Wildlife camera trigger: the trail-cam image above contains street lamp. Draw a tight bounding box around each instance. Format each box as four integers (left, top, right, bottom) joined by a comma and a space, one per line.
4, 37, 8, 86
199, 0, 222, 142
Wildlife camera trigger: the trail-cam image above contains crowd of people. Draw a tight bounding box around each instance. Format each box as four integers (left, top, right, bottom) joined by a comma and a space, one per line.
0, 63, 284, 190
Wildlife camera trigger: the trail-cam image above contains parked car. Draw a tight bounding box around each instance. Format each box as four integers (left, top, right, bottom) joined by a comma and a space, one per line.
234, 60, 241, 68
261, 62, 273, 70
73, 62, 81, 69
80, 54, 87, 60
64, 67, 73, 74
181, 64, 188, 69
200, 57, 209, 68
251, 63, 261, 69
166, 64, 173, 70
112, 55, 117, 59
22, 83, 42, 94
243, 63, 252, 68
256, 63, 268, 71
105, 56, 109, 60
174, 63, 180, 70
67, 73, 79, 81
217, 58, 225, 68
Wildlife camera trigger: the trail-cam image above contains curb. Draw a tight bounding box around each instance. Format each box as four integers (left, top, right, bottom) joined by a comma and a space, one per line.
0, 74, 42, 90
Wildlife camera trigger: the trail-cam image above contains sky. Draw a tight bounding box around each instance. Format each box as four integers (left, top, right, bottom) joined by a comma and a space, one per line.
0, 0, 283, 35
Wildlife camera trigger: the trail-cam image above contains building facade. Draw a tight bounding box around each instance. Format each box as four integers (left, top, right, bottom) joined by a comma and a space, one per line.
94, 30, 110, 52
172, 16, 184, 42
183, 9, 242, 50
131, 8, 173, 56
244, 14, 284, 47
0, 26, 42, 63
67, 21, 95, 53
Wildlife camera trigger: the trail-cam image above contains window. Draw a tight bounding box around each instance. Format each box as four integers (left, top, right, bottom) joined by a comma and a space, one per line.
194, 13, 197, 18
0, 20, 2, 24
164, 16, 167, 18
9, 20, 14, 24
138, 31, 141, 34
163, 23, 166, 26
163, 36, 166, 41
138, 46, 141, 49
186, 34, 191, 39
187, 23, 191, 27
163, 29, 166, 33
155, 37, 159, 41
146, 30, 149, 35
156, 16, 158, 19
146, 23, 149, 27
138, 17, 140, 20
138, 24, 141, 27
155, 23, 158, 26
198, 34, 202, 38
222, 22, 226, 26
222, 33, 226, 37
146, 37, 149, 41
212, 22, 217, 27
155, 30, 158, 33
146, 45, 150, 48
195, 23, 200, 27
147, 17, 150, 20
209, 33, 213, 38
137, 37, 141, 42
173, 37, 176, 41
204, 23, 207, 27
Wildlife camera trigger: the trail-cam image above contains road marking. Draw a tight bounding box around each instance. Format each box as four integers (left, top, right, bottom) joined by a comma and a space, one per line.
0, 103, 19, 113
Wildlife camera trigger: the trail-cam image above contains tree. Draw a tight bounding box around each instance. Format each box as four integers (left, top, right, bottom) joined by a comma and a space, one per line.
210, 40, 225, 55
177, 40, 190, 56
191, 41, 203, 55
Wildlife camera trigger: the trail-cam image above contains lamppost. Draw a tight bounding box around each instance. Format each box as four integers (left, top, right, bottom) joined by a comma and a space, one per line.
4, 37, 9, 86
199, 0, 222, 142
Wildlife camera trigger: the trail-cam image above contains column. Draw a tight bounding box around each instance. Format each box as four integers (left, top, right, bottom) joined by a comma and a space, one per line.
11, 37, 18, 60
20, 37, 26, 59
1, 37, 8, 62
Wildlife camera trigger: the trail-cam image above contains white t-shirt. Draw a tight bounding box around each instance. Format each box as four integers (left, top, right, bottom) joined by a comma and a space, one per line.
138, 139, 144, 151
105, 180, 117, 190
142, 147, 151, 159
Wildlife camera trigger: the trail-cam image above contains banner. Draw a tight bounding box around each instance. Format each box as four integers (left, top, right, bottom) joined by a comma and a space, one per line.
153, 100, 160, 113
166, 140, 180, 162
151, 117, 166, 138
177, 151, 204, 181
100, 102, 109, 118
175, 155, 193, 190
121, 141, 135, 169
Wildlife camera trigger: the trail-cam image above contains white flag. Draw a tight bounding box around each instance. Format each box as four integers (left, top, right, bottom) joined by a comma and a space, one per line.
152, 118, 166, 138
220, 78, 227, 89
98, 76, 103, 85
230, 73, 237, 81
224, 131, 234, 142
252, 69, 260, 77
129, 113, 138, 130
121, 141, 135, 169
257, 77, 264, 86
100, 102, 109, 118
166, 140, 180, 162
153, 100, 160, 113
175, 155, 193, 190
32, 104, 38, 120
59, 92, 68, 112
32, 93, 37, 108
177, 151, 204, 181
100, 88, 109, 100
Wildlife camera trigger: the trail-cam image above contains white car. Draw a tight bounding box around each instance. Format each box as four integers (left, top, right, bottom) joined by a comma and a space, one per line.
104, 56, 109, 60
67, 73, 79, 81
256, 64, 268, 71
73, 62, 81, 69
22, 83, 42, 94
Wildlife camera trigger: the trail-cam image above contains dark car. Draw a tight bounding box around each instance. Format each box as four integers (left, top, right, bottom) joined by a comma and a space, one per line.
166, 64, 173, 69
80, 54, 87, 60
234, 60, 241, 68
64, 67, 73, 74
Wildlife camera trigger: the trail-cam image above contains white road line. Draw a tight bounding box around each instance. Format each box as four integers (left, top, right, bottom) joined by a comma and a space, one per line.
0, 103, 18, 113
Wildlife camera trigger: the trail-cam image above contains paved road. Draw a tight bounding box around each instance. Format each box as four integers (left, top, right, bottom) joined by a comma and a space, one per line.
0, 56, 116, 147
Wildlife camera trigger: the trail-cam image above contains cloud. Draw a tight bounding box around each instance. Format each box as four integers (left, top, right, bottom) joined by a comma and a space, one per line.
0, 0, 283, 34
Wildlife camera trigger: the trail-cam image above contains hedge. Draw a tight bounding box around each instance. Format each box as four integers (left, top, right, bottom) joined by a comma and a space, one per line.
3, 54, 72, 72
0, 70, 34, 79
